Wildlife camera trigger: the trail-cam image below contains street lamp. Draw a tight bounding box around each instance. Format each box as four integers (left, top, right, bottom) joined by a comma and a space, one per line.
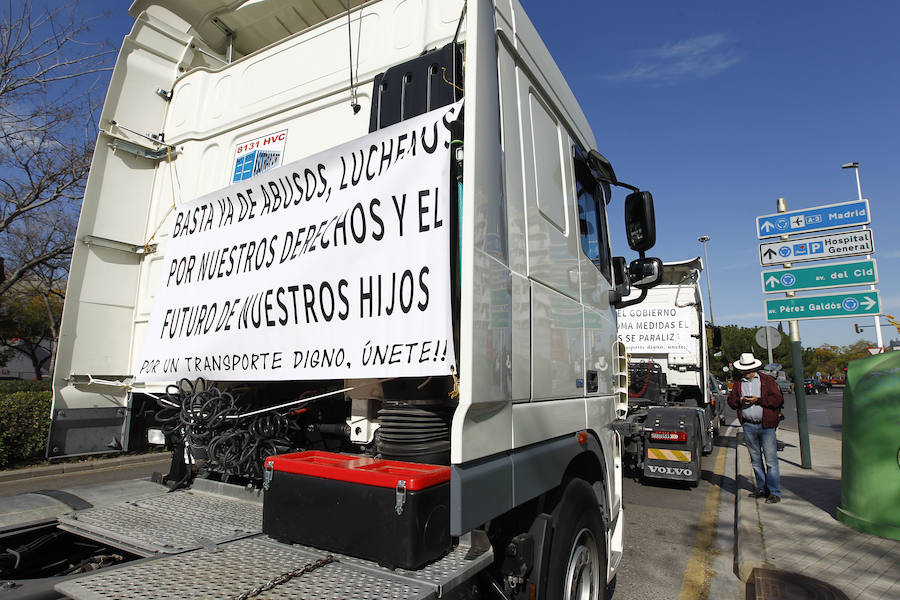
841, 162, 862, 200
841, 162, 882, 348
698, 235, 715, 325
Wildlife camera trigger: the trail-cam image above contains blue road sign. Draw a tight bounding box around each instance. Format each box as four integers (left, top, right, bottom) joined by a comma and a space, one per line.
756, 200, 870, 239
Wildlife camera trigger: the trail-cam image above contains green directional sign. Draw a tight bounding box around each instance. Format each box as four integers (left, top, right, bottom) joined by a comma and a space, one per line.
765, 291, 881, 321
761, 259, 878, 294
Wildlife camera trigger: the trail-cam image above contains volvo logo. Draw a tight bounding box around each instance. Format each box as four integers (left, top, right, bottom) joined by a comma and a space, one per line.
647, 465, 693, 477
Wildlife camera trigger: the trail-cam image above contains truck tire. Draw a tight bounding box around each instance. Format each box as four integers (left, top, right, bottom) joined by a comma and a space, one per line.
702, 418, 714, 456
546, 479, 608, 600
690, 432, 702, 488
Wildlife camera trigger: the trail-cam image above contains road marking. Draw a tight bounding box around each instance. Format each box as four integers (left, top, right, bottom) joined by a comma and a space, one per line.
677, 427, 731, 600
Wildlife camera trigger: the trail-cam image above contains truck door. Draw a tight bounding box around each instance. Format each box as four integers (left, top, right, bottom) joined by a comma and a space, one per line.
519, 92, 585, 400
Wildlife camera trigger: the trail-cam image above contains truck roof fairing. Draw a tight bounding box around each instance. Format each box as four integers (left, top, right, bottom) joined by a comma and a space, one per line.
659, 257, 702, 285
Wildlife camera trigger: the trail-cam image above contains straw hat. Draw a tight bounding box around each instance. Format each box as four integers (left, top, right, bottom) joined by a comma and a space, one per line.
733, 352, 762, 371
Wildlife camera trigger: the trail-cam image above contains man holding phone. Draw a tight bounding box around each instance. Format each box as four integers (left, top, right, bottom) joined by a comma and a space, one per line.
727, 352, 784, 504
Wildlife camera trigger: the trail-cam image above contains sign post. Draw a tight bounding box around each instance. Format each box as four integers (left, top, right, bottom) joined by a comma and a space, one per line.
777, 197, 812, 469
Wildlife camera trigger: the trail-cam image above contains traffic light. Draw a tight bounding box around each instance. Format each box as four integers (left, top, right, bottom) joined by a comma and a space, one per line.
854, 323, 862, 334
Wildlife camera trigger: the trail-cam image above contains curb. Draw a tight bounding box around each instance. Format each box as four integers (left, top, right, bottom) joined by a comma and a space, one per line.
733, 432, 767, 582
0, 452, 172, 484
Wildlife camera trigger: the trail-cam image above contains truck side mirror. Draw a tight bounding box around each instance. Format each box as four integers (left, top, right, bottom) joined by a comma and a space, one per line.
624, 191, 656, 252
629, 257, 663, 289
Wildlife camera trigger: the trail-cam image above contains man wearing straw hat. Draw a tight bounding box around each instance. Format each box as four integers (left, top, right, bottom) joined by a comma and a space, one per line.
727, 352, 784, 504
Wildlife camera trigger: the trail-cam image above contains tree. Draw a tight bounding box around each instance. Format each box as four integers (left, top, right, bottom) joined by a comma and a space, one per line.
0, 0, 113, 296
709, 322, 880, 384
710, 324, 782, 373
0, 283, 63, 378
708, 323, 794, 380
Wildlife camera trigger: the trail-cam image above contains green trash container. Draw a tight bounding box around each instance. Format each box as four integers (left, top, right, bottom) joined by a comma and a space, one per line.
836, 351, 900, 540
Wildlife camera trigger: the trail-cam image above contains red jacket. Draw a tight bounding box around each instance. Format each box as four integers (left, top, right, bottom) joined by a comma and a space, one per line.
727, 372, 784, 429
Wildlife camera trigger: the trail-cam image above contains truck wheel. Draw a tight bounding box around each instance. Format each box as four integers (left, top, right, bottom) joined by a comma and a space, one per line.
702, 420, 714, 456
690, 433, 702, 488
546, 479, 608, 600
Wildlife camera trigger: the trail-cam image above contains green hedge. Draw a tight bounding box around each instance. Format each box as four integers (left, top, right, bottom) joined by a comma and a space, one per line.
0, 390, 52, 468
0, 379, 51, 393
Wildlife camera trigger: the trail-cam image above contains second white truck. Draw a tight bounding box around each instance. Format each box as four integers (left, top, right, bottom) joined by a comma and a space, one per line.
615, 258, 723, 486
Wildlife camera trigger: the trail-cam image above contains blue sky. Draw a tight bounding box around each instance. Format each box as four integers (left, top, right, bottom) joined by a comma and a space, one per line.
80, 1, 899, 350
521, 0, 900, 350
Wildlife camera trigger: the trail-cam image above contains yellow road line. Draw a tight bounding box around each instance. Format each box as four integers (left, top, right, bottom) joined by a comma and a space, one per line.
677, 440, 729, 600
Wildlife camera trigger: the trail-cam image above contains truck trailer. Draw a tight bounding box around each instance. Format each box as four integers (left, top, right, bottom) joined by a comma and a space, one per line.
614, 258, 724, 487
1, 1, 665, 599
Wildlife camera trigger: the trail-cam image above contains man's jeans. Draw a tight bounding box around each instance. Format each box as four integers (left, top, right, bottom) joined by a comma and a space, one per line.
743, 422, 781, 497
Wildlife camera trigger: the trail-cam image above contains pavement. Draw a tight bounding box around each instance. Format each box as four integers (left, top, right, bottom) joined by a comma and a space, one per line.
734, 426, 900, 599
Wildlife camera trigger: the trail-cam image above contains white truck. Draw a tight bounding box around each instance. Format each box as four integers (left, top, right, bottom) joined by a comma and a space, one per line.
614, 258, 723, 486
1, 2, 664, 599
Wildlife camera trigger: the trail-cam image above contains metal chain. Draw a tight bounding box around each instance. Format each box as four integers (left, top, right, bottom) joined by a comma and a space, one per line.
232, 555, 337, 600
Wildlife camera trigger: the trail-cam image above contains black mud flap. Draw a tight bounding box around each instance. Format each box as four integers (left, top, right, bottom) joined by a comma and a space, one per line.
641, 406, 701, 483
47, 406, 127, 458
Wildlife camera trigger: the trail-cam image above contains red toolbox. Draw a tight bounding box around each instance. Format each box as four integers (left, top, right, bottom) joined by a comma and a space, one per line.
262, 451, 451, 570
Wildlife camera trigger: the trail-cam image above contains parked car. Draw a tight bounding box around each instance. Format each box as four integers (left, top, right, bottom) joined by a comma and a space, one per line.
803, 378, 828, 395
776, 377, 793, 394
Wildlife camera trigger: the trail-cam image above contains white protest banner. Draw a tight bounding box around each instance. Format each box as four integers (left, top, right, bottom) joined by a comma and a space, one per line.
136, 102, 461, 382
615, 306, 697, 354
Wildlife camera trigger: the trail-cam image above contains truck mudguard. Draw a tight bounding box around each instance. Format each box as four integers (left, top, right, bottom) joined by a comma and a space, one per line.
451, 432, 610, 535
642, 406, 704, 482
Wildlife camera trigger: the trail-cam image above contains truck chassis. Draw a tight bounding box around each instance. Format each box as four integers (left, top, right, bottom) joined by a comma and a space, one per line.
49, 479, 491, 600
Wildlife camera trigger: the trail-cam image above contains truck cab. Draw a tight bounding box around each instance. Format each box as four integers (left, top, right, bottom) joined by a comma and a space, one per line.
2, 1, 664, 598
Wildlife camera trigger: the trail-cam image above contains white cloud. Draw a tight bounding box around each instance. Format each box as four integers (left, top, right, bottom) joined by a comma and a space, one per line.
607, 33, 740, 84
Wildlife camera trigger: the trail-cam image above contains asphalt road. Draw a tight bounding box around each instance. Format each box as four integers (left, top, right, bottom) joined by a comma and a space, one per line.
779, 387, 844, 440
613, 428, 742, 600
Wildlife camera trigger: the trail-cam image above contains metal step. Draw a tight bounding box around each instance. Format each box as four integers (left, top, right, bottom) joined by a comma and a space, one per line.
56, 534, 493, 600
56, 484, 263, 557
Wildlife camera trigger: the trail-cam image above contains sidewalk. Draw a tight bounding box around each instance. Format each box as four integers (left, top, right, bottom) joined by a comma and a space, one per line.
735, 428, 899, 599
